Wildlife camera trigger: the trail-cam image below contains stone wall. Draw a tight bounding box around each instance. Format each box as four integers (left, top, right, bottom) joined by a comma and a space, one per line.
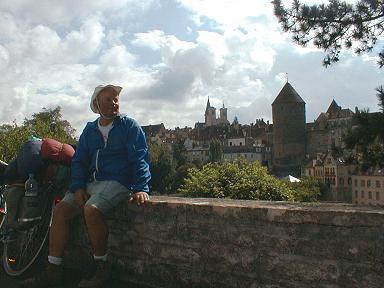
68, 197, 384, 288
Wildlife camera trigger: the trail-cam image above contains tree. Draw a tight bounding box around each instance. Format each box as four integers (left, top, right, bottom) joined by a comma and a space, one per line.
209, 138, 223, 162
273, 0, 384, 67
148, 141, 175, 194
172, 139, 187, 167
343, 87, 384, 170
178, 158, 320, 202
171, 162, 198, 193
0, 107, 76, 162
284, 176, 321, 202
23, 107, 76, 144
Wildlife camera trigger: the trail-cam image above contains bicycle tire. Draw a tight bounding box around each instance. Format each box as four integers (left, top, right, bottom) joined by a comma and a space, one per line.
2, 195, 54, 277
0, 193, 6, 229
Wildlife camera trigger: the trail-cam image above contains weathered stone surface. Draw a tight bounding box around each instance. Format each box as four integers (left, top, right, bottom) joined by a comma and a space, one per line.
67, 196, 384, 288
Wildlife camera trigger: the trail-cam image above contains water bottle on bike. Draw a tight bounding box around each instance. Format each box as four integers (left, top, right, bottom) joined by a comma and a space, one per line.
18, 173, 42, 227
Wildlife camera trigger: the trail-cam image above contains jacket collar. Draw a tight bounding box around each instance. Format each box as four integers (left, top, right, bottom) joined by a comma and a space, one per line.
89, 113, 123, 130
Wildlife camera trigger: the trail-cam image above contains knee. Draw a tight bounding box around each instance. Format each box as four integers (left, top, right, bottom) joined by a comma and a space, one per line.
83, 205, 104, 226
52, 202, 78, 224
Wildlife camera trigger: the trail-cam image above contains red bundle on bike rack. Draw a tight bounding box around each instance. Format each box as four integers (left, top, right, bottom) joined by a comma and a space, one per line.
41, 138, 75, 166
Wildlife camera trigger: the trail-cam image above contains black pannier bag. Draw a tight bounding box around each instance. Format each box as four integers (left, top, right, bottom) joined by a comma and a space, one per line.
17, 173, 43, 229
3, 140, 46, 230
3, 185, 25, 230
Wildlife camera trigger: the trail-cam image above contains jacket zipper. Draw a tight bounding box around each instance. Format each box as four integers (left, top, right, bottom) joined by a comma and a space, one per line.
94, 119, 116, 181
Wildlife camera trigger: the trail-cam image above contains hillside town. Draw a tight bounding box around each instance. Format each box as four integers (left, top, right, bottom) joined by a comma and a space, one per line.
142, 82, 383, 206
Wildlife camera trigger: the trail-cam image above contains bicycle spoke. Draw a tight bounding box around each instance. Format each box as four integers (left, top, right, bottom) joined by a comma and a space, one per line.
3, 193, 54, 276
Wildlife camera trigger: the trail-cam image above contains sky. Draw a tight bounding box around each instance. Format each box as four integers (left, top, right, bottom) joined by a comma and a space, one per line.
0, 0, 383, 136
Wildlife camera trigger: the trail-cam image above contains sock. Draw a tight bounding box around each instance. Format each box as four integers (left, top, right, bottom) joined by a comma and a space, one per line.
93, 254, 107, 262
48, 255, 63, 265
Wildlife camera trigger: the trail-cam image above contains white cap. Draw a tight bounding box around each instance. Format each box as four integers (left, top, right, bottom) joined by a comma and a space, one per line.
90, 84, 122, 113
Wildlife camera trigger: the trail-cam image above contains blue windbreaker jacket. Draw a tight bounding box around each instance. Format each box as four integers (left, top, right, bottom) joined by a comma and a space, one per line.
69, 114, 151, 193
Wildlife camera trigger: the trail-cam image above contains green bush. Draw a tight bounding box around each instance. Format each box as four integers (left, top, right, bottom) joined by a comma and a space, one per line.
178, 159, 320, 202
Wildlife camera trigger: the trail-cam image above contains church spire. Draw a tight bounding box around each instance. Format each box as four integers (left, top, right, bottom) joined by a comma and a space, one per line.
206, 96, 211, 110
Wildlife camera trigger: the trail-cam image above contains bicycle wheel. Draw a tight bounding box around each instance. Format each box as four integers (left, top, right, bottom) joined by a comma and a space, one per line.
0, 192, 6, 229
2, 193, 54, 277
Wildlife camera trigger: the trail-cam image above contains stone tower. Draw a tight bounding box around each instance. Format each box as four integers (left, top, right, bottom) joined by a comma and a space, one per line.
218, 102, 228, 124
272, 82, 306, 175
205, 97, 216, 127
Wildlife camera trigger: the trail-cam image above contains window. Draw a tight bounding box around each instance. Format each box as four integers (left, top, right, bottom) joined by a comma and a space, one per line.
348, 177, 352, 185
355, 190, 358, 198
369, 191, 372, 200
367, 180, 371, 187
376, 180, 381, 188
239, 142, 242, 146
229, 142, 232, 146
361, 190, 365, 198
354, 179, 358, 186
376, 192, 380, 201
361, 180, 365, 187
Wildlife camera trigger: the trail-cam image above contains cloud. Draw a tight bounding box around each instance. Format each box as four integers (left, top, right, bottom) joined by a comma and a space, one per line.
0, 0, 382, 138
177, 0, 275, 29
0, 0, 156, 27
0, 15, 106, 126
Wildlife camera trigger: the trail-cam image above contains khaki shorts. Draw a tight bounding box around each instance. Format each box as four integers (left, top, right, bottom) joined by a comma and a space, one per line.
62, 180, 131, 215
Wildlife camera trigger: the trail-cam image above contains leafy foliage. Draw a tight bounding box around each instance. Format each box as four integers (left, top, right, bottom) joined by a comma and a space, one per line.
273, 0, 384, 67
178, 158, 320, 202
0, 107, 76, 162
284, 176, 321, 202
172, 139, 187, 167
148, 141, 175, 194
343, 87, 384, 170
209, 138, 223, 162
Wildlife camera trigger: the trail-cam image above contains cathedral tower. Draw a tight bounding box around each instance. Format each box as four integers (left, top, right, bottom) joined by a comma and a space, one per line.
205, 97, 216, 127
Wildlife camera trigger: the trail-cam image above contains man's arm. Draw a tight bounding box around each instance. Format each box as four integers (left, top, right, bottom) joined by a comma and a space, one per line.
126, 121, 151, 204
69, 132, 90, 193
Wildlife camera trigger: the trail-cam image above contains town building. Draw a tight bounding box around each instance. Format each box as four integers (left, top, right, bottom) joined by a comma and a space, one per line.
352, 170, 384, 206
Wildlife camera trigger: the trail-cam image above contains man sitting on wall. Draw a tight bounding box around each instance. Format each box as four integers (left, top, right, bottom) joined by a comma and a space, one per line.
22, 84, 151, 288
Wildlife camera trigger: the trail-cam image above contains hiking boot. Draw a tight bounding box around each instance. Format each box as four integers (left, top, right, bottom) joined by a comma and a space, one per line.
20, 262, 64, 288
78, 260, 111, 288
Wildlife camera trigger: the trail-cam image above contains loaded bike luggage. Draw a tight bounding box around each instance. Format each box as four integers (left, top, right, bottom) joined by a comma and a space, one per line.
0, 138, 74, 276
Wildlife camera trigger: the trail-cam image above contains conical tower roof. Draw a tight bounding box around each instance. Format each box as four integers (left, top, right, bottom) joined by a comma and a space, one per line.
326, 99, 341, 115
272, 82, 305, 105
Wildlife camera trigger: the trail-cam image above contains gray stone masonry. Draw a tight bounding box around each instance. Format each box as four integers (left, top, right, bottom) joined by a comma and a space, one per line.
66, 197, 384, 288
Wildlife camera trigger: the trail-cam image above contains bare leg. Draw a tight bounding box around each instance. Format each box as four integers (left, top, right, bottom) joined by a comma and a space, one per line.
83, 205, 108, 256
49, 201, 81, 257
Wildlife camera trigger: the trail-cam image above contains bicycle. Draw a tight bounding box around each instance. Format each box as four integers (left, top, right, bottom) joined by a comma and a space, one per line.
0, 160, 63, 277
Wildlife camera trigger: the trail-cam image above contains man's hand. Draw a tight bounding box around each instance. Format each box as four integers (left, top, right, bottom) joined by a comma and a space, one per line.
74, 189, 90, 208
129, 192, 149, 206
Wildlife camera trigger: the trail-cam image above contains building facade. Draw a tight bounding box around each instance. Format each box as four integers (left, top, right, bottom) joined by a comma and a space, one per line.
352, 171, 384, 206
